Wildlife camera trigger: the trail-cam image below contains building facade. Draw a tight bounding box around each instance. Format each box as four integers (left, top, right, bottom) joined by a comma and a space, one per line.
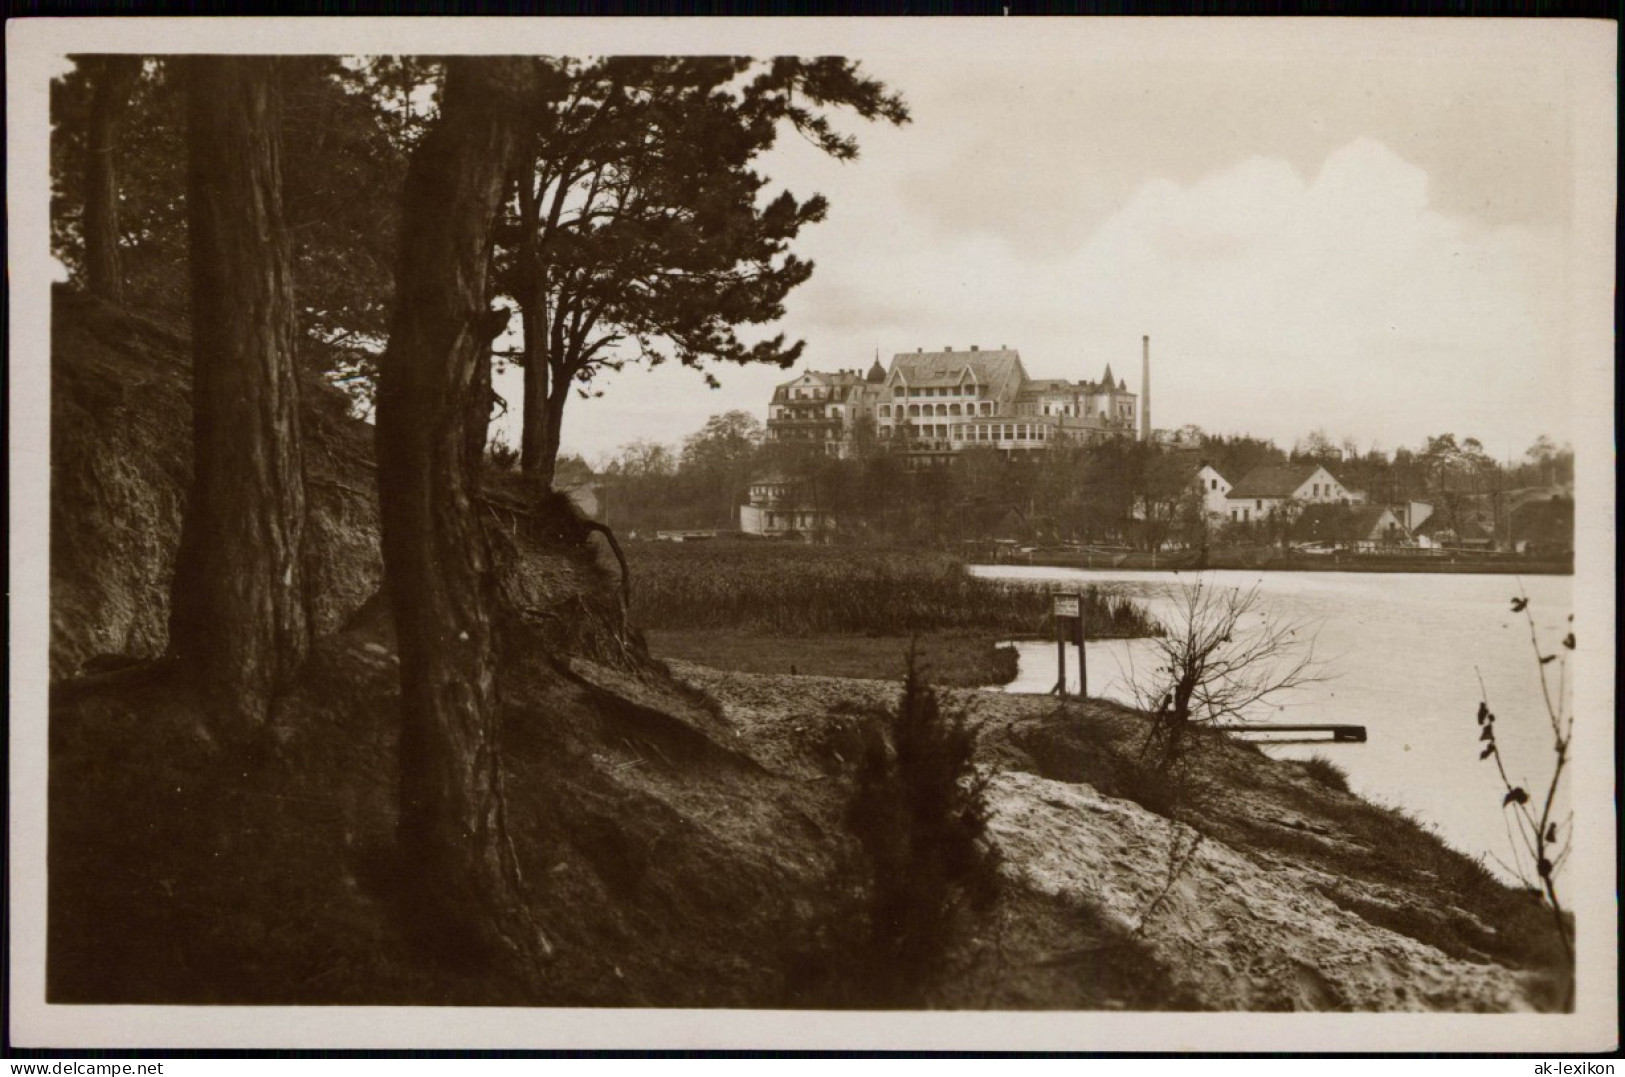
765, 345, 1141, 465
763, 360, 888, 458
1224, 464, 1355, 524
1195, 463, 1232, 518
738, 472, 837, 539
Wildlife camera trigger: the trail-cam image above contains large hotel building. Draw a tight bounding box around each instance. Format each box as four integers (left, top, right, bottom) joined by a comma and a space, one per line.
765, 341, 1149, 466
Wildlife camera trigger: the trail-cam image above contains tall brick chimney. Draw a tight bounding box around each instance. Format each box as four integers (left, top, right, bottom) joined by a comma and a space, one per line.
1140, 334, 1151, 442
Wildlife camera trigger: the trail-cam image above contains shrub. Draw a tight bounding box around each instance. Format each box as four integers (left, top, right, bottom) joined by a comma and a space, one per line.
1301, 754, 1351, 794
844, 650, 1002, 1006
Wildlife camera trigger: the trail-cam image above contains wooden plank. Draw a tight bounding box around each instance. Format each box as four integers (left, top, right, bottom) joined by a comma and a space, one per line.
1221, 724, 1367, 743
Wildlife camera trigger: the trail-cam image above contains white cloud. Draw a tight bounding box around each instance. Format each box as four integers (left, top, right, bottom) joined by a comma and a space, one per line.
549, 73, 1577, 466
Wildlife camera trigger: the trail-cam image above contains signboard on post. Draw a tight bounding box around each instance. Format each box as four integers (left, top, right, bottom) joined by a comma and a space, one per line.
1051, 591, 1086, 698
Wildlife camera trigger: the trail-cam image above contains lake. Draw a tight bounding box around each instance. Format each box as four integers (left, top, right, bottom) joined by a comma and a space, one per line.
971, 565, 1575, 879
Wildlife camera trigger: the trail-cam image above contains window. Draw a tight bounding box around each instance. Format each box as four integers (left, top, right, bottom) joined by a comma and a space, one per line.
880, 405, 891, 418
893, 386, 904, 397
1256, 500, 1263, 510
1210, 479, 1217, 491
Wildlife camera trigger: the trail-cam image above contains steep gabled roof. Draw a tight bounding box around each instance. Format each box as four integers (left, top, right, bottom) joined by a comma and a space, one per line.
1099, 363, 1116, 387
1290, 504, 1403, 544
889, 348, 1027, 397
1228, 464, 1325, 499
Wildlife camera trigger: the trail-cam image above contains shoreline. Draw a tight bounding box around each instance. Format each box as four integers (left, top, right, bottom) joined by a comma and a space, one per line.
986, 552, 1573, 576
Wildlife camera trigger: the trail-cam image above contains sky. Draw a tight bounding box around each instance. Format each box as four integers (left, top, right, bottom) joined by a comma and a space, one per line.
485, 23, 1603, 469
19, 22, 1606, 469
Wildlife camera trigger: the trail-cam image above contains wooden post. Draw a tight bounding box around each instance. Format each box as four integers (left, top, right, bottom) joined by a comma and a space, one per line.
1076, 593, 1088, 698
1052, 592, 1081, 698
1056, 618, 1068, 698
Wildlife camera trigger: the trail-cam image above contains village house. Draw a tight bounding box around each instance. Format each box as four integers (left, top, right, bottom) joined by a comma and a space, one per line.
738, 471, 837, 540
1289, 504, 1411, 551
1224, 463, 1354, 524
1412, 514, 1497, 552
1195, 463, 1232, 518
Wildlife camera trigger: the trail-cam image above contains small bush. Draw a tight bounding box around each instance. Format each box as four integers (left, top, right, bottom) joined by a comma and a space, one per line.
844, 650, 1002, 1006
1301, 754, 1351, 794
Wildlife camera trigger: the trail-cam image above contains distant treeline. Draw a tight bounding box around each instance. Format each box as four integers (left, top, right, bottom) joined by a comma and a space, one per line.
557, 412, 1574, 550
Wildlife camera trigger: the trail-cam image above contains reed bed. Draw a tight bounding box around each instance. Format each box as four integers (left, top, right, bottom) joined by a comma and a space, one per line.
626, 541, 1158, 638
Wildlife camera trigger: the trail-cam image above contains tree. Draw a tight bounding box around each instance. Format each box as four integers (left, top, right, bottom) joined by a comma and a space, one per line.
167, 56, 309, 729
1418, 433, 1501, 538
52, 56, 425, 400
374, 57, 541, 960
679, 409, 763, 527
1523, 436, 1572, 488
603, 438, 677, 479
1132, 578, 1323, 770
1135, 448, 1194, 552
500, 57, 909, 487
81, 55, 144, 303
279, 56, 413, 396
1203, 434, 1287, 488
52, 56, 189, 314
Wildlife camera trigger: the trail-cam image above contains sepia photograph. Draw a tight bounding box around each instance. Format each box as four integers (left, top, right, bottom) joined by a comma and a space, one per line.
6, 16, 1617, 1053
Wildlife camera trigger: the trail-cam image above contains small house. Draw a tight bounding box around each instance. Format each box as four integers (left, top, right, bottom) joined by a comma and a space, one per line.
739, 471, 836, 540
1224, 464, 1353, 524
1195, 463, 1232, 518
1290, 504, 1411, 551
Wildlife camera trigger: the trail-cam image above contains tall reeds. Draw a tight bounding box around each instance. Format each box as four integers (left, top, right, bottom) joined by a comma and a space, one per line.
627, 541, 1158, 638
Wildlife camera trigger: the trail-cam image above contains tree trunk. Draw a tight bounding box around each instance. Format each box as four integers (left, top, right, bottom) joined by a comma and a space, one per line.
374, 57, 539, 961
532, 371, 570, 490
517, 271, 554, 484
169, 56, 308, 728
83, 55, 143, 304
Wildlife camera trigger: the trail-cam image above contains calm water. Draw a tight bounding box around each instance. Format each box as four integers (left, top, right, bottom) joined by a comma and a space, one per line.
972, 566, 1575, 877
